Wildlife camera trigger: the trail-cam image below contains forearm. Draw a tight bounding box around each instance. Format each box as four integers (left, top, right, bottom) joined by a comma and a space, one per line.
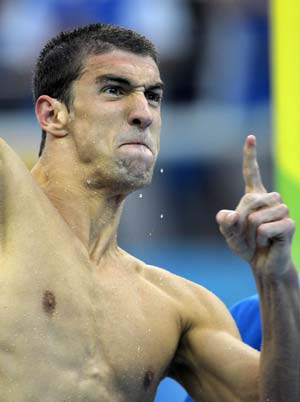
255, 262, 300, 401
216, 135, 300, 401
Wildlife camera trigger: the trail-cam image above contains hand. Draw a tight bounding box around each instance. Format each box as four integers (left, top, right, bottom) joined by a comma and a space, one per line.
216, 135, 295, 276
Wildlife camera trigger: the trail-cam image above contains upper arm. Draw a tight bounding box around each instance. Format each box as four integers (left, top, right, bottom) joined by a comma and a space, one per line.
169, 286, 260, 402
0, 138, 31, 247
0, 138, 59, 255
0, 138, 14, 250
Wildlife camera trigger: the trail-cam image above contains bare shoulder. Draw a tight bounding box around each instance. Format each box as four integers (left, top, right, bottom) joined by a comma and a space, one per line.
124, 251, 236, 334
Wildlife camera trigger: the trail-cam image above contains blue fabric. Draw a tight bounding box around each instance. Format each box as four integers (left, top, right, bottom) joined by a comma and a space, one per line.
230, 294, 261, 350
184, 294, 261, 402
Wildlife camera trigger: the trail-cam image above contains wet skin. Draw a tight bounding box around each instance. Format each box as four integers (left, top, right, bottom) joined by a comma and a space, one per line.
0, 49, 298, 402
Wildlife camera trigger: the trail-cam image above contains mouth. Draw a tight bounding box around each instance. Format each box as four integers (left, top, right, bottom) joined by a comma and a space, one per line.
117, 141, 154, 167
119, 141, 153, 154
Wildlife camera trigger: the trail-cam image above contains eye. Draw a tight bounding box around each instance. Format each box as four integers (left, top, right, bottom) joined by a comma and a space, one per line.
103, 86, 124, 96
145, 91, 163, 105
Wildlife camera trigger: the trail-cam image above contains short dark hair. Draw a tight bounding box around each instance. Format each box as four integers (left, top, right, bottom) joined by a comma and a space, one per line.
33, 23, 159, 157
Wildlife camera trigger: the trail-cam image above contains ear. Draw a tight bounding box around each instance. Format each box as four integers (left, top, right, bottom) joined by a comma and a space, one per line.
35, 95, 69, 137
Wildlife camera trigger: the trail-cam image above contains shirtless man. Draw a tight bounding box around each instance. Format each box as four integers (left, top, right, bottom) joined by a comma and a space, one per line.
0, 23, 299, 402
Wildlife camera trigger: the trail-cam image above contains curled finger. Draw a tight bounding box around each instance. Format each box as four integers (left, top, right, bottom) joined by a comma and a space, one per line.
216, 209, 254, 260
256, 218, 295, 248
216, 210, 239, 235
247, 203, 290, 251
236, 191, 281, 223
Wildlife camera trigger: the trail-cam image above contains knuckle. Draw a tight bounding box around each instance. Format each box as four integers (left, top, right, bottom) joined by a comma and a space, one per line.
285, 218, 295, 232
279, 203, 289, 216
216, 211, 224, 224
271, 191, 282, 203
243, 193, 257, 204
215, 212, 222, 223
257, 224, 266, 237
216, 209, 229, 223
248, 212, 257, 225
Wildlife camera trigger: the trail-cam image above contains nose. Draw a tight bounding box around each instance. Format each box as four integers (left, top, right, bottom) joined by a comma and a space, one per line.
127, 93, 153, 130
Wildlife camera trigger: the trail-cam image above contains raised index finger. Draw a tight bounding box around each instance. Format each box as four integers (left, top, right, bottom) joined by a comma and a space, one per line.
243, 135, 266, 193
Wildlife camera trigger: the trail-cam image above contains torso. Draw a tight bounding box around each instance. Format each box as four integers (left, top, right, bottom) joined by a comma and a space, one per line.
0, 252, 181, 402
0, 140, 185, 402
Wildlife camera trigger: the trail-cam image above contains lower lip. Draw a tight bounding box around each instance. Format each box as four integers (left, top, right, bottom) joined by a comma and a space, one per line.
119, 144, 153, 156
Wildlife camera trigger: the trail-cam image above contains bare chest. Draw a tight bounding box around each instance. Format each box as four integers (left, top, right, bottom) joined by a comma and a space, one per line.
0, 256, 179, 402
0, 142, 182, 401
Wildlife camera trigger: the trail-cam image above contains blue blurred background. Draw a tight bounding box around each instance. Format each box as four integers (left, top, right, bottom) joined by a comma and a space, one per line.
0, 0, 270, 400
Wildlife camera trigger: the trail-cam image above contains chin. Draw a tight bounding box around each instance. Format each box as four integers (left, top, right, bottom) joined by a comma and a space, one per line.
115, 168, 154, 194
112, 157, 155, 193
90, 155, 156, 195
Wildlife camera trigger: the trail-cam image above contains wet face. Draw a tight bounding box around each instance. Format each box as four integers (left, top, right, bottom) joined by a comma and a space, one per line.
67, 50, 163, 194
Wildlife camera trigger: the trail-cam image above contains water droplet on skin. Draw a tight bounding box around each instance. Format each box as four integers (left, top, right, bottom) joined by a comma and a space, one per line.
160, 214, 164, 219
160, 168, 164, 173
138, 193, 143, 199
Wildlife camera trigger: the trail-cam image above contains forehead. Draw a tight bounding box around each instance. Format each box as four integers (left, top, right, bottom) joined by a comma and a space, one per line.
80, 50, 161, 85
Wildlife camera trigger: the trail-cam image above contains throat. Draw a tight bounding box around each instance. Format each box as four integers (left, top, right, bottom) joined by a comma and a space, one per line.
32, 159, 125, 265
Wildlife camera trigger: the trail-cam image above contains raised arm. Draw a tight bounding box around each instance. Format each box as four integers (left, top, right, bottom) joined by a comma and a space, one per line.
0, 138, 70, 258
216, 135, 300, 401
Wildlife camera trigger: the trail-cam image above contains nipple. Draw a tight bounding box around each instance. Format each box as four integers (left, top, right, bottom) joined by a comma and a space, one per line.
143, 370, 154, 390
42, 290, 56, 315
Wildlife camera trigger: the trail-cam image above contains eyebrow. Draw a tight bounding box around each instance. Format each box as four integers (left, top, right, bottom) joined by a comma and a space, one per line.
95, 74, 164, 91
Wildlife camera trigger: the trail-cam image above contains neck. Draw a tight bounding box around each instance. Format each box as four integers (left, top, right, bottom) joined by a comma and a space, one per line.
31, 156, 125, 265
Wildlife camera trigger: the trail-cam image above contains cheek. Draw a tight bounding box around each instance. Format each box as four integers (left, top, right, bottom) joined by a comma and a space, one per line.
73, 116, 124, 163
68, 116, 99, 163
88, 102, 124, 132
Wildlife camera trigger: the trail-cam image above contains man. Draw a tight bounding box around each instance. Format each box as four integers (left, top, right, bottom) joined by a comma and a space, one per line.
0, 23, 299, 402
184, 294, 261, 402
